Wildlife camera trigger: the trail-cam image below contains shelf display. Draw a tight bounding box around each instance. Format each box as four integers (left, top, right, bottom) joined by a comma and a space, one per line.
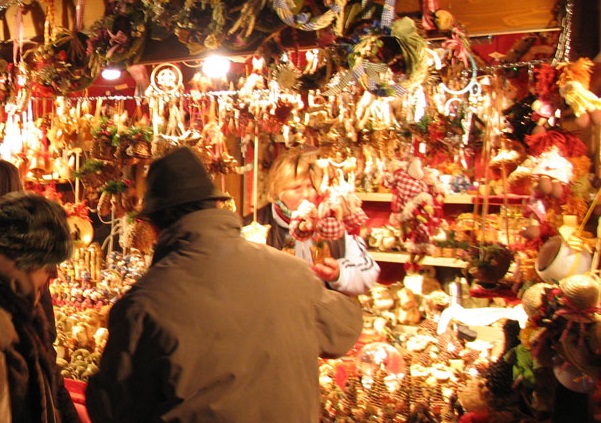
0, 0, 597, 421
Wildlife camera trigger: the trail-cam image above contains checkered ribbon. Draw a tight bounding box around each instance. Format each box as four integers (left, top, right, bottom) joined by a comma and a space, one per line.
323, 62, 407, 97
316, 217, 345, 240
322, 63, 374, 96
321, 1, 412, 98
381, 0, 396, 28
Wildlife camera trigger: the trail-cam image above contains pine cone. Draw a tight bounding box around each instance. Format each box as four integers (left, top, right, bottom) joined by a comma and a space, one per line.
123, 219, 156, 255
127, 141, 151, 159
97, 191, 112, 216
418, 319, 439, 336
485, 358, 514, 396
121, 189, 141, 213
502, 319, 521, 353
417, 349, 433, 367
460, 349, 480, 365
112, 193, 126, 218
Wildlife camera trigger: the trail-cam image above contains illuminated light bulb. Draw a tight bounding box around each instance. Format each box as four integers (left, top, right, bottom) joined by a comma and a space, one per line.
202, 55, 231, 79
102, 67, 122, 81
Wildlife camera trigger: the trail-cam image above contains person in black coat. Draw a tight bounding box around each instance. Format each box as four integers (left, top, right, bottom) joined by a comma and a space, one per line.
0, 192, 78, 422
0, 159, 80, 422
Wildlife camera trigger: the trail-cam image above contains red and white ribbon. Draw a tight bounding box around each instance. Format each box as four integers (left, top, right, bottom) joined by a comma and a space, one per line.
421, 0, 438, 30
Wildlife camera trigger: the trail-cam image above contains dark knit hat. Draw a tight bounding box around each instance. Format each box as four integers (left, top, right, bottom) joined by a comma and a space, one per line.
140, 147, 231, 216
0, 192, 73, 270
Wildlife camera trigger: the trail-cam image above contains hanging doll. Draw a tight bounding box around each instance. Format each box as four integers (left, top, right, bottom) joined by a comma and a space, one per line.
288, 173, 369, 265
384, 157, 441, 255
557, 57, 601, 127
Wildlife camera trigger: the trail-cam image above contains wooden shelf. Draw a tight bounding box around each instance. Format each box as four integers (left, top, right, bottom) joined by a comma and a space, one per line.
357, 192, 528, 205
369, 251, 467, 268
357, 192, 474, 204
443, 194, 475, 204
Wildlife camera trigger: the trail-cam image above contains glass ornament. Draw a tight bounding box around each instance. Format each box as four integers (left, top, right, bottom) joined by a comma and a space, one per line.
356, 342, 405, 390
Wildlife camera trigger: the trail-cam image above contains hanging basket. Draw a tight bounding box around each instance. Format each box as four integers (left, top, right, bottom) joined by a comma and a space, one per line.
464, 242, 514, 284
91, 136, 117, 161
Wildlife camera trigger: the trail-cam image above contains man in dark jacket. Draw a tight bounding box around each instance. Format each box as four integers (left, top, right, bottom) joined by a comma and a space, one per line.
85, 146, 363, 422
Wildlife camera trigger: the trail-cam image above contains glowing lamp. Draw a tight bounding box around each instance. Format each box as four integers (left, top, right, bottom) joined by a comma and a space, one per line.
102, 67, 122, 81
202, 56, 231, 79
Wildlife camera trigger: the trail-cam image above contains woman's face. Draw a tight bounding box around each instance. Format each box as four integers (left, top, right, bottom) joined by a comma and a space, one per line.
279, 176, 317, 211
29, 265, 57, 302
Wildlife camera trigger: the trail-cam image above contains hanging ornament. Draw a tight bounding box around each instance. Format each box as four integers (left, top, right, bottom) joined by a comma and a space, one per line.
273, 0, 346, 34
557, 58, 601, 126
323, 12, 427, 97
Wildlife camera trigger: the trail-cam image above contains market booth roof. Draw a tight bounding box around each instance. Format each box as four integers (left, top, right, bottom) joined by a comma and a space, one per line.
0, 0, 565, 65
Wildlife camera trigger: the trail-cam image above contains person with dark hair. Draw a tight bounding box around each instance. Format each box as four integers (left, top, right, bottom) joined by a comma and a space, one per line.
0, 159, 23, 195
0, 191, 75, 422
85, 146, 363, 422
245, 149, 379, 295
0, 160, 80, 422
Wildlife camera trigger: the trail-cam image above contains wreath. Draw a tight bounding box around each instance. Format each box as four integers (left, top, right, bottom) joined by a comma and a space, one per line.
88, 2, 148, 68
323, 15, 428, 97
173, 0, 228, 54
273, 0, 346, 33
27, 29, 98, 96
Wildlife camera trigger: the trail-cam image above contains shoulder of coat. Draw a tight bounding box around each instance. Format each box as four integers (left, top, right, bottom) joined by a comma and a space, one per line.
0, 309, 18, 350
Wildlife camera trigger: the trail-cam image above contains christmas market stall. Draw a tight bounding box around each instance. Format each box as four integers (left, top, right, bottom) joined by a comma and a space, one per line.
0, 0, 600, 421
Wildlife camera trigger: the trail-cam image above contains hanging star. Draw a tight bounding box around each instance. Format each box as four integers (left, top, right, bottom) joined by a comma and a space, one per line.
489, 51, 506, 61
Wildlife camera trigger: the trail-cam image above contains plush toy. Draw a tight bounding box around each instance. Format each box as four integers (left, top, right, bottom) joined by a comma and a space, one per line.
289, 190, 369, 241
384, 157, 441, 254
395, 286, 422, 325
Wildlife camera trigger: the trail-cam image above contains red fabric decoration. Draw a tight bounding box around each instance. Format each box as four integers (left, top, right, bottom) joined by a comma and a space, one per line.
534, 64, 558, 101
525, 129, 588, 158
315, 217, 345, 240
459, 411, 489, 423
343, 209, 368, 235
63, 201, 92, 222
64, 379, 91, 423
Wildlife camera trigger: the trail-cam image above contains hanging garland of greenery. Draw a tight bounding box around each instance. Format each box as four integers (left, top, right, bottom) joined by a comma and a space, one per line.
140, 0, 183, 37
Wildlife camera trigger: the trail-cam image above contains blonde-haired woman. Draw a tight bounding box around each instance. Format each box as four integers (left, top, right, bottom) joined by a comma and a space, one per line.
246, 149, 379, 296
